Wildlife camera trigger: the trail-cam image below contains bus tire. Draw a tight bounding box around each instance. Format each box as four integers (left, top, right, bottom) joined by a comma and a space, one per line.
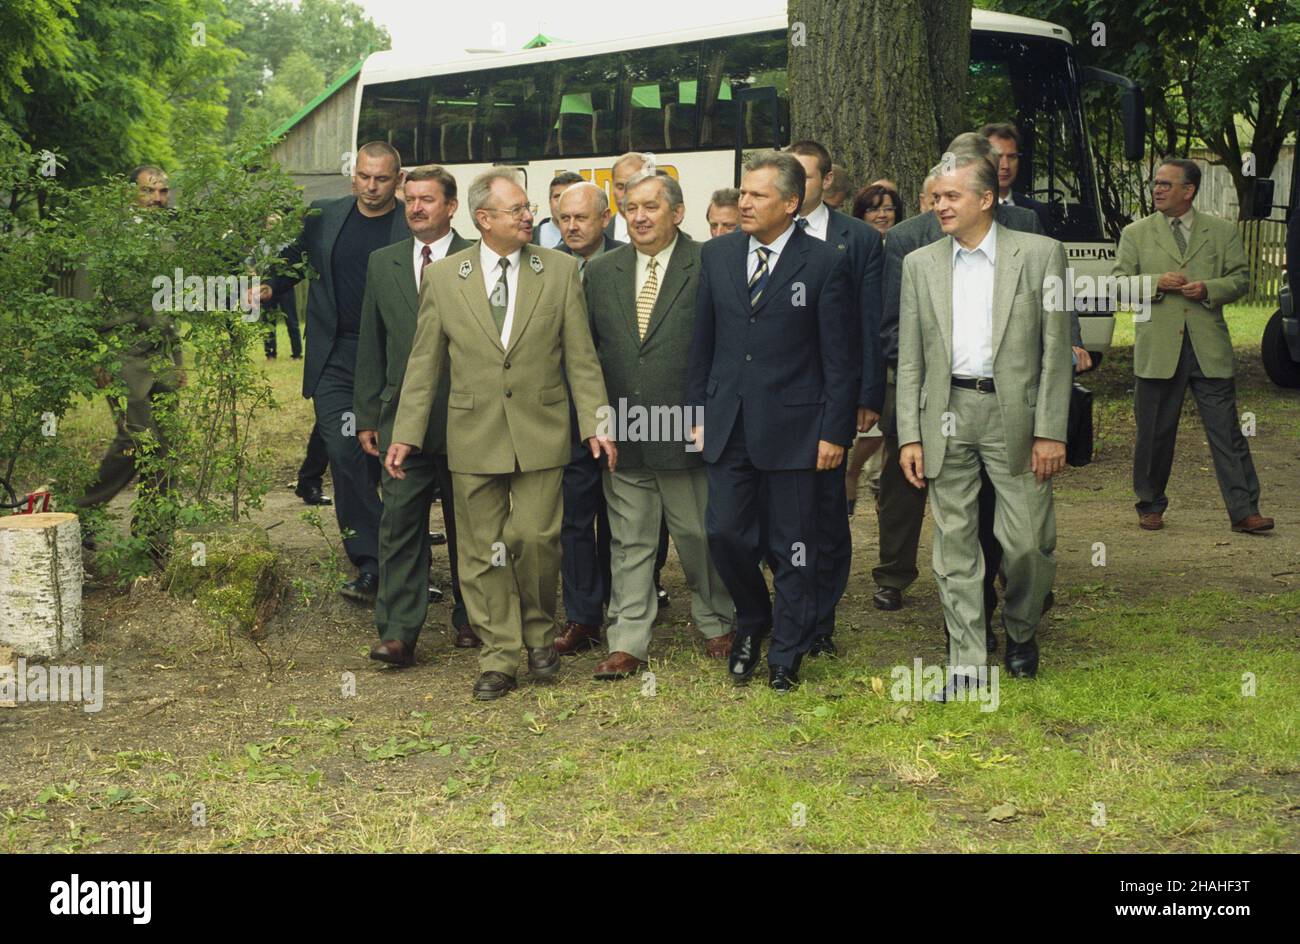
1261, 309, 1300, 388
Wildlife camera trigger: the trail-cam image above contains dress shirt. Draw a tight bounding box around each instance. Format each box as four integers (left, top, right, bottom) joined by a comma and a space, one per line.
480, 242, 521, 344
612, 213, 629, 244
950, 222, 997, 378
412, 229, 455, 290
1168, 206, 1195, 243
797, 201, 830, 242
636, 235, 678, 296
747, 220, 797, 281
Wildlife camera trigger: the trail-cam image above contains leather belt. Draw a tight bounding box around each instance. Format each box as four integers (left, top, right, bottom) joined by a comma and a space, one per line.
951, 376, 996, 393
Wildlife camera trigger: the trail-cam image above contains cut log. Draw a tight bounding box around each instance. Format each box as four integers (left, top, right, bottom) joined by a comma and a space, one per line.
0, 513, 83, 658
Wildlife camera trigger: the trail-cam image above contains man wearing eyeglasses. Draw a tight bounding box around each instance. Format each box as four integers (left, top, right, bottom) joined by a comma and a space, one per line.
386, 168, 616, 700
1112, 158, 1270, 535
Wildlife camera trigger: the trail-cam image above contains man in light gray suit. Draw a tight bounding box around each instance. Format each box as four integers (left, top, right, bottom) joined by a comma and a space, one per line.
896, 151, 1072, 697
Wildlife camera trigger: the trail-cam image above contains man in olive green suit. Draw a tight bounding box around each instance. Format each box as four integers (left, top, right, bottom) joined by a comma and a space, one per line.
386, 168, 615, 700
583, 170, 735, 680
355, 167, 476, 668
1112, 158, 1271, 534
897, 152, 1072, 695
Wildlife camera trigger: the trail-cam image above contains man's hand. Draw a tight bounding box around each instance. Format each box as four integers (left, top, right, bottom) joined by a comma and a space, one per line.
589, 435, 618, 473
358, 429, 379, 457
1157, 271, 1188, 292
816, 440, 845, 471
1031, 437, 1066, 483
899, 443, 926, 489
1180, 280, 1207, 301
1072, 346, 1092, 373
385, 442, 414, 480
690, 425, 703, 455
856, 407, 880, 434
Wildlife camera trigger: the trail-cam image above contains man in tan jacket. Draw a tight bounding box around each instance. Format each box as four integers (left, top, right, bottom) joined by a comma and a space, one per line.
386, 168, 615, 700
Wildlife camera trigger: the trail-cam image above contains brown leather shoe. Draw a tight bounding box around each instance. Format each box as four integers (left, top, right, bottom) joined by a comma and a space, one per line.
1232, 513, 1275, 534
593, 651, 647, 680
554, 621, 601, 654
705, 632, 733, 659
527, 644, 561, 680
473, 671, 517, 700
453, 623, 481, 648
1138, 512, 1164, 531
369, 639, 416, 667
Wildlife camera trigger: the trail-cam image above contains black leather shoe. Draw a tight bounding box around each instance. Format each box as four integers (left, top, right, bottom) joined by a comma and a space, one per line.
873, 586, 903, 611
926, 673, 982, 703
369, 639, 416, 667
473, 671, 517, 700
1005, 635, 1039, 679
428, 531, 447, 546
527, 645, 560, 680
729, 628, 765, 685
808, 635, 838, 658
985, 618, 998, 656
428, 585, 443, 603
295, 482, 333, 506
340, 572, 378, 604
769, 664, 799, 692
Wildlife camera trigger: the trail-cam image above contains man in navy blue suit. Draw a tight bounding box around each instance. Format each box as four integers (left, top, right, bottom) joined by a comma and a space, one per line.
687, 150, 857, 692
787, 140, 883, 658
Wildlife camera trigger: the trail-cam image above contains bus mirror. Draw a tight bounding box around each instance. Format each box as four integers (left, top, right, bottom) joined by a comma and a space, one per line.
1083, 67, 1144, 161
1248, 178, 1275, 220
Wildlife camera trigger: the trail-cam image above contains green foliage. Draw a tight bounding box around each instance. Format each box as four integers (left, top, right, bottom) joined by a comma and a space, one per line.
163, 523, 285, 640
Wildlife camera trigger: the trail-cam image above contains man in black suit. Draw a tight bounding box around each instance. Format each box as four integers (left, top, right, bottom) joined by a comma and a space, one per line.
552, 181, 624, 653
261, 141, 409, 602
982, 123, 1051, 233
787, 140, 883, 657
687, 150, 857, 692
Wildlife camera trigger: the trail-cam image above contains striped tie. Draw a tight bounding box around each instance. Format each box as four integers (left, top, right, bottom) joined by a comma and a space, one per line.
636, 257, 658, 341
748, 246, 771, 307
1171, 217, 1187, 256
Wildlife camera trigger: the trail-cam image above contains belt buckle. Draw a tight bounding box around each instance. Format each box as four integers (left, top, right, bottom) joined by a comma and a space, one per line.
976, 378, 994, 393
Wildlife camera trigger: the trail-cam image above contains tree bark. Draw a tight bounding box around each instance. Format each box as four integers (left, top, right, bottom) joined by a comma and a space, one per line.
788, 0, 971, 211
0, 513, 83, 658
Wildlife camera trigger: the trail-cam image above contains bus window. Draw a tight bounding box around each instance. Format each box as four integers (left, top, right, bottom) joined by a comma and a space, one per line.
425, 74, 487, 163
547, 53, 621, 158
621, 44, 700, 153
357, 78, 424, 163
482, 69, 546, 161
968, 33, 1102, 242
700, 30, 788, 149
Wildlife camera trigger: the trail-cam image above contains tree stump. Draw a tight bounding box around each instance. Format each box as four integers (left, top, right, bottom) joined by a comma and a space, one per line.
0, 513, 83, 658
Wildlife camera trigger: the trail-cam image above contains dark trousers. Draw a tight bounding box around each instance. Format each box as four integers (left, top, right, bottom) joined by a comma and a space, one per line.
297, 423, 329, 489
312, 337, 382, 575
376, 451, 467, 646
653, 515, 669, 588
977, 466, 1003, 626
1134, 334, 1260, 523
561, 438, 611, 625
874, 379, 927, 590
814, 465, 852, 636
263, 299, 302, 358
706, 414, 819, 670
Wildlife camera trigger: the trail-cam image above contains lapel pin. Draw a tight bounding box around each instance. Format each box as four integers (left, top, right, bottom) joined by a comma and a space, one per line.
837, 243, 846, 250
529, 254, 544, 273
458, 260, 473, 279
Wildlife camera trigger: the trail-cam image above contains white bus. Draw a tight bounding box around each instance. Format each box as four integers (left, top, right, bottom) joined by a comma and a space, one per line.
354, 10, 1144, 352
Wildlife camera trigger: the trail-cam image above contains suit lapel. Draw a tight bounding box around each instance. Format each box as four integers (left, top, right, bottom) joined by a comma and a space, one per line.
505, 250, 545, 355
752, 225, 807, 316
1151, 213, 1185, 264
991, 228, 1023, 359
642, 239, 693, 345
926, 237, 954, 367
727, 231, 751, 312
1182, 216, 1210, 265
318, 198, 353, 313
393, 237, 419, 315
609, 248, 640, 344
455, 252, 506, 353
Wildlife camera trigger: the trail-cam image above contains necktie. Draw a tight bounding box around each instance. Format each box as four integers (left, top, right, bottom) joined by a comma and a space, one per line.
489, 256, 509, 338
419, 244, 431, 289
748, 246, 771, 307
796, 217, 809, 231
636, 257, 659, 341
1171, 217, 1187, 256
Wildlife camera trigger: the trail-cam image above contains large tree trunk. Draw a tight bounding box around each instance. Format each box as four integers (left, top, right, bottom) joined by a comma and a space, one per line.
0, 513, 83, 658
788, 0, 971, 211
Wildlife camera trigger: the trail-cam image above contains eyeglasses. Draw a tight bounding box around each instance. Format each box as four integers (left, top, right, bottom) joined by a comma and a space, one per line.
866, 204, 896, 214
1151, 181, 1185, 191
482, 203, 538, 220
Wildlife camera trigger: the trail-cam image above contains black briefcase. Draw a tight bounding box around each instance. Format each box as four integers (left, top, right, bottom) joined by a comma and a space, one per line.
1066, 383, 1093, 467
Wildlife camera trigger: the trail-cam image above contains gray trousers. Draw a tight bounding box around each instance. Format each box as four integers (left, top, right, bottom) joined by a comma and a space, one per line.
927, 387, 1056, 670
603, 466, 733, 660
1134, 334, 1260, 523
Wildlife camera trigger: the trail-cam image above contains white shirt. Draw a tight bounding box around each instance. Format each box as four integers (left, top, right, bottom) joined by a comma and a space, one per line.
636, 234, 677, 296
412, 229, 455, 290
479, 242, 521, 344
797, 201, 830, 242
612, 213, 629, 244
536, 219, 563, 249
950, 222, 997, 378
747, 221, 797, 282
999, 192, 1014, 206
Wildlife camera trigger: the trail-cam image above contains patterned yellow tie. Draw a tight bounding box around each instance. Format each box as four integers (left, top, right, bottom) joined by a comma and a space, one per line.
636, 257, 659, 341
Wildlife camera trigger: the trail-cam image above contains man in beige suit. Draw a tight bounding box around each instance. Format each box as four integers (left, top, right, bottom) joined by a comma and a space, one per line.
386, 168, 615, 700
1112, 158, 1271, 534
896, 151, 1072, 696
